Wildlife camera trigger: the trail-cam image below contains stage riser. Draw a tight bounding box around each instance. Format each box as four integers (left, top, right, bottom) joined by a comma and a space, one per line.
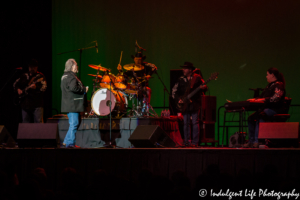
47, 118, 183, 148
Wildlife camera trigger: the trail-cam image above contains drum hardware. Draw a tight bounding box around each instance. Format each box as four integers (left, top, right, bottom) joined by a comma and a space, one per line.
88, 74, 102, 93
126, 94, 142, 117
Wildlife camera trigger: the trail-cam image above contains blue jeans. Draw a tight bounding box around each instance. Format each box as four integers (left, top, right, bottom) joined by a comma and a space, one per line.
63, 112, 80, 146
22, 107, 44, 123
183, 110, 200, 145
248, 108, 277, 143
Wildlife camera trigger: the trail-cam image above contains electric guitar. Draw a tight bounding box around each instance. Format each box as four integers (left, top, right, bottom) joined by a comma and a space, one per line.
14, 77, 44, 105
176, 72, 219, 112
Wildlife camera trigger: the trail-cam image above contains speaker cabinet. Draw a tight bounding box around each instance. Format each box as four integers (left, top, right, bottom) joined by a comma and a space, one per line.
128, 125, 176, 148
200, 121, 217, 144
200, 96, 216, 122
17, 123, 59, 148
0, 125, 16, 147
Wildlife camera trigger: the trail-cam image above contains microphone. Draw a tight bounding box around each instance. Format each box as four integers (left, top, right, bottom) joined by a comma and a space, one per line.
95, 41, 98, 53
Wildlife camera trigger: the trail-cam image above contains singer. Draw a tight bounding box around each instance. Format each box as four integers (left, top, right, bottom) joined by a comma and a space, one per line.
61, 59, 88, 148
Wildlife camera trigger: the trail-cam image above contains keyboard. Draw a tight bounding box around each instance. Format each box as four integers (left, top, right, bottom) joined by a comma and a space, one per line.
224, 101, 265, 111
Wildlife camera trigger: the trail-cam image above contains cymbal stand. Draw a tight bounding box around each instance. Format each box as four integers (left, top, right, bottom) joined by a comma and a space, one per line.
127, 94, 140, 117
141, 94, 158, 118
154, 70, 175, 114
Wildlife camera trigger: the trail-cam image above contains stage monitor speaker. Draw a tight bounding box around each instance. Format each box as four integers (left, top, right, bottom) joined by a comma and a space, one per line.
0, 125, 16, 147
128, 125, 176, 148
259, 122, 299, 139
17, 123, 59, 148
258, 122, 299, 147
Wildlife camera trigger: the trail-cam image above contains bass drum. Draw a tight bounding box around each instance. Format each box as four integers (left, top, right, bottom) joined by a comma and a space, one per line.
91, 88, 128, 116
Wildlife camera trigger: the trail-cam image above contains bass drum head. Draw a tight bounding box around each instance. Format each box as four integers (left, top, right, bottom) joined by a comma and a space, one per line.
91, 88, 116, 116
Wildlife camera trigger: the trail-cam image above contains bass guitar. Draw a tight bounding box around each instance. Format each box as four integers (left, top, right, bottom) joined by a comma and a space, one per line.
176, 72, 219, 112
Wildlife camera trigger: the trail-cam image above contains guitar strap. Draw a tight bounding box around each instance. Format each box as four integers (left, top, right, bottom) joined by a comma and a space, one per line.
28, 73, 42, 85
190, 73, 198, 88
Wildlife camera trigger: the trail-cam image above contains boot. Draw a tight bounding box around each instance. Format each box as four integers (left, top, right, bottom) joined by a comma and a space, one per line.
243, 142, 252, 148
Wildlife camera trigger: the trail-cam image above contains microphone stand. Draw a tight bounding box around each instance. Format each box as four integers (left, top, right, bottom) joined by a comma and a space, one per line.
104, 74, 122, 148
104, 80, 114, 148
154, 71, 174, 115
57, 43, 97, 79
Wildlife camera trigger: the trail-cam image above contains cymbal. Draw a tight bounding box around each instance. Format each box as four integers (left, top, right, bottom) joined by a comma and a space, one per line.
123, 63, 144, 71
88, 74, 102, 78
89, 64, 110, 72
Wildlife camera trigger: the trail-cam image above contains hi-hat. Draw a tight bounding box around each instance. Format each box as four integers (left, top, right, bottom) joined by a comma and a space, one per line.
89, 64, 110, 72
88, 74, 102, 78
123, 63, 144, 71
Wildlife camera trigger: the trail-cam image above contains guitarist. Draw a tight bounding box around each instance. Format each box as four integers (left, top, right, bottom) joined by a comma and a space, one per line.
172, 62, 207, 147
13, 59, 47, 123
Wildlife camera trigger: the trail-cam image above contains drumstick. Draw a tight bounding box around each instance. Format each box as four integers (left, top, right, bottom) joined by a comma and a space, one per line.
117, 51, 123, 71
119, 51, 123, 65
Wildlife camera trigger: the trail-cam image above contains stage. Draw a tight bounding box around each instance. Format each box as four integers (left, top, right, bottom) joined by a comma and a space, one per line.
1, 147, 300, 190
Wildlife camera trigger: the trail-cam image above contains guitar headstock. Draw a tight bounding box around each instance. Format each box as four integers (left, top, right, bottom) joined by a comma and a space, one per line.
209, 72, 219, 81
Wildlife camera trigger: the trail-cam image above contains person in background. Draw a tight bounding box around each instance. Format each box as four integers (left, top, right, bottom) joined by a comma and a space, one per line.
13, 59, 47, 123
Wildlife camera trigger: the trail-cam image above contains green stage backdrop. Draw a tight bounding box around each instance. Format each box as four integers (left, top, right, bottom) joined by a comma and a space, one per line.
52, 0, 300, 144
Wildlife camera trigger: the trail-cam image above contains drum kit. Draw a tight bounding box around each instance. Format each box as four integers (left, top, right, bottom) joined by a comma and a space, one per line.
88, 63, 158, 118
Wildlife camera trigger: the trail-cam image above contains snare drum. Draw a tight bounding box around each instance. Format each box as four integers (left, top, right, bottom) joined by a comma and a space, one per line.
91, 88, 128, 116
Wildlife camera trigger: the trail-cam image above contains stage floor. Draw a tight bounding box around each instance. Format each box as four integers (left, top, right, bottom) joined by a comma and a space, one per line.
1, 147, 300, 190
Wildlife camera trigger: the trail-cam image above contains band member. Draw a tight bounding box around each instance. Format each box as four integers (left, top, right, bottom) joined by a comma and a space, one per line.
61, 59, 88, 148
125, 51, 156, 111
131, 52, 157, 77
13, 59, 47, 123
243, 68, 286, 148
172, 62, 207, 147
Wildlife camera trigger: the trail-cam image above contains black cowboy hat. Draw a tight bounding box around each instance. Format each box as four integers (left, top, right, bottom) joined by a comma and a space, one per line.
28, 59, 38, 67
131, 52, 146, 60
180, 62, 195, 70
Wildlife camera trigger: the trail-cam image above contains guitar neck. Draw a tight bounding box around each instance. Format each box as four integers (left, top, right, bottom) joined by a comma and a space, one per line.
186, 79, 211, 100
23, 78, 43, 93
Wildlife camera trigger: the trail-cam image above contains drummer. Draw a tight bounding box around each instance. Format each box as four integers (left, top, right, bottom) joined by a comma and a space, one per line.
130, 51, 157, 78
